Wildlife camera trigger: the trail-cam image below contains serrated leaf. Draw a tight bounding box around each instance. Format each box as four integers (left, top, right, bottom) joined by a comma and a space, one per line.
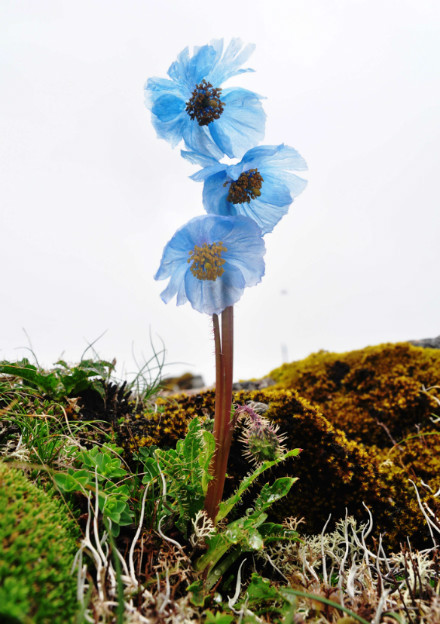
258, 522, 300, 544
245, 573, 279, 604
254, 477, 297, 512
199, 430, 215, 494
216, 448, 301, 522
243, 528, 264, 551
187, 580, 207, 607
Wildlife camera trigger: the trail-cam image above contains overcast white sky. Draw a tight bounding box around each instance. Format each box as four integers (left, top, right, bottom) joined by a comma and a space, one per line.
1, 0, 439, 386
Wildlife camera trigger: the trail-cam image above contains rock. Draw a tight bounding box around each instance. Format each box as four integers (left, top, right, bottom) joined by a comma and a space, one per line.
232, 377, 275, 391
161, 372, 205, 394
409, 335, 440, 349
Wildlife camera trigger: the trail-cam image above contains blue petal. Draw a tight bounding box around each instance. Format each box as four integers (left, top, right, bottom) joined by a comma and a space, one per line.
155, 219, 199, 281
184, 262, 245, 315
145, 78, 187, 146
202, 170, 232, 215
168, 44, 217, 90
270, 169, 308, 197
219, 218, 266, 285
167, 46, 189, 83
152, 93, 185, 123
159, 262, 189, 305
151, 113, 187, 147
259, 172, 292, 207
182, 119, 224, 159
144, 77, 187, 109
180, 150, 227, 181
155, 214, 265, 314
243, 144, 308, 171
207, 38, 256, 85
180, 150, 220, 169
210, 88, 266, 158
233, 198, 288, 234
226, 173, 292, 234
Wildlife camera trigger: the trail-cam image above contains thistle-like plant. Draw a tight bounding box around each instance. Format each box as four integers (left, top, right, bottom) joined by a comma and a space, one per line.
235, 403, 287, 465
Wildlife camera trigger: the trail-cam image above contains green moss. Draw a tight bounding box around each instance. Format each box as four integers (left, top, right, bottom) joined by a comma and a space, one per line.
269, 342, 440, 447
0, 461, 80, 623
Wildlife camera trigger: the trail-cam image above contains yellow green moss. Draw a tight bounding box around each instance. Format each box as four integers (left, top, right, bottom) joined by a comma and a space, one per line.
269, 342, 440, 447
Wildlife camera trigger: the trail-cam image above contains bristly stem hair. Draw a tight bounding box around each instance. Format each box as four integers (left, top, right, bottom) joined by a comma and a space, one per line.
204, 306, 235, 521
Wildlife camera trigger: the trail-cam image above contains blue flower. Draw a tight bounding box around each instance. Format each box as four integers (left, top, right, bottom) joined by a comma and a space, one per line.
182, 144, 308, 235
145, 39, 266, 159
155, 214, 265, 315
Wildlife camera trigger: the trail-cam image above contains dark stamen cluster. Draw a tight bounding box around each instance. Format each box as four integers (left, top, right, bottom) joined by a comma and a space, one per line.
225, 169, 264, 204
185, 79, 225, 126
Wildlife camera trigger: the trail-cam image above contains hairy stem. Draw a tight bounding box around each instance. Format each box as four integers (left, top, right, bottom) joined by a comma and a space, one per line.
204, 306, 234, 521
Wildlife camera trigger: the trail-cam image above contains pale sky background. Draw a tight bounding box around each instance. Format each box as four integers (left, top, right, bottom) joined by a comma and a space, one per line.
1, 0, 439, 386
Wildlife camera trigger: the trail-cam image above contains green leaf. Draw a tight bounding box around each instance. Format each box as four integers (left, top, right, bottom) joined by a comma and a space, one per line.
254, 477, 297, 513
194, 534, 231, 574
53, 472, 80, 492
204, 611, 234, 624
199, 430, 215, 494
242, 528, 264, 551
141, 457, 160, 483
216, 448, 301, 523
72, 469, 93, 488
246, 573, 279, 604
258, 522, 300, 544
187, 580, 207, 607
182, 417, 203, 464
104, 499, 126, 516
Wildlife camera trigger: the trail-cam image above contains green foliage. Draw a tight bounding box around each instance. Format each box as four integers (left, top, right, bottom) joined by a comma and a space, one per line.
204, 611, 235, 624
0, 381, 113, 474
0, 357, 114, 401
6, 412, 68, 465
235, 574, 371, 624
0, 460, 79, 624
54, 444, 135, 536
216, 449, 300, 522
140, 417, 215, 534
138, 417, 301, 592
194, 453, 300, 590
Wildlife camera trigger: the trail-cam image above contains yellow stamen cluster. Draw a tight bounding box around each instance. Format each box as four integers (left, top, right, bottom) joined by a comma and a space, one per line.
188, 241, 228, 281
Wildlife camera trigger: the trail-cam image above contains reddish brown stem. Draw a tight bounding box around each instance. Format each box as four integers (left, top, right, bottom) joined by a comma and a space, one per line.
204, 306, 234, 522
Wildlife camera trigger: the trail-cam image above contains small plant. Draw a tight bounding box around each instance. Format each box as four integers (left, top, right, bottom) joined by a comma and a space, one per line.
137, 417, 302, 594
0, 357, 114, 401
142, 417, 215, 535
54, 444, 136, 536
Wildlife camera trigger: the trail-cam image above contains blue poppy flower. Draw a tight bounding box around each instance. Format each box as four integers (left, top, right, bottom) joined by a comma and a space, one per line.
155, 214, 265, 315
145, 39, 266, 159
182, 144, 308, 235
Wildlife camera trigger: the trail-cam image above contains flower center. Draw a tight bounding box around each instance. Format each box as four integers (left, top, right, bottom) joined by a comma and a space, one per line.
188, 241, 228, 281
225, 169, 264, 204
185, 79, 225, 126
